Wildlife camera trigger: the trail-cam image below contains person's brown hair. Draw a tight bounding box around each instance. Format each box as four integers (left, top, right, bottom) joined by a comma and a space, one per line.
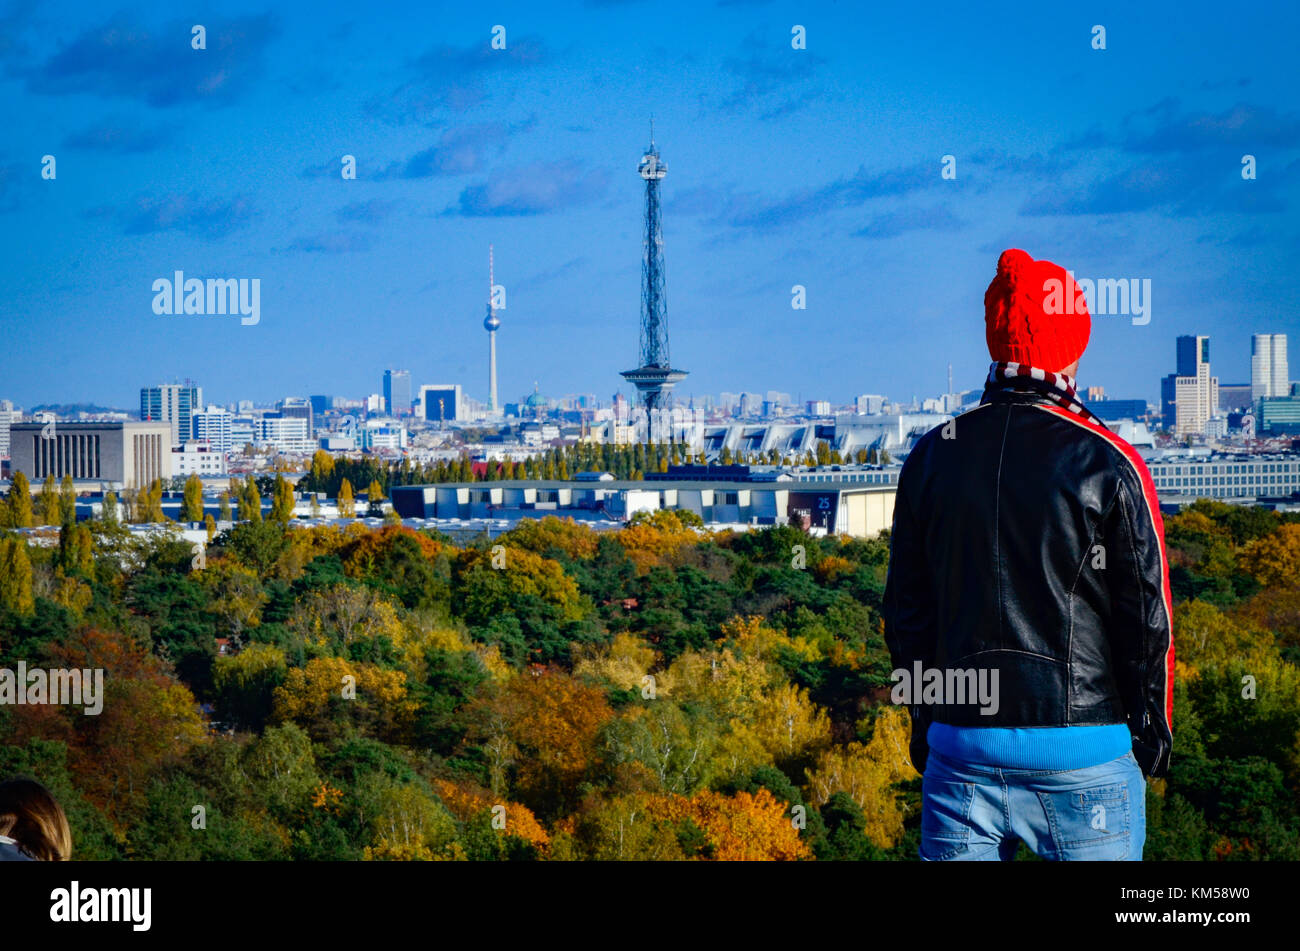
0, 778, 72, 861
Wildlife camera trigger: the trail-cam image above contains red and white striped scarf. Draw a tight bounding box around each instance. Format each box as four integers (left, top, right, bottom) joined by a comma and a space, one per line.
982, 361, 1104, 426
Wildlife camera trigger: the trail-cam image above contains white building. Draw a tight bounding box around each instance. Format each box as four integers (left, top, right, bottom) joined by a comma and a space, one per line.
172, 441, 228, 476
256, 417, 312, 453
1252, 333, 1289, 401
360, 421, 408, 451
191, 405, 233, 453
0, 400, 16, 457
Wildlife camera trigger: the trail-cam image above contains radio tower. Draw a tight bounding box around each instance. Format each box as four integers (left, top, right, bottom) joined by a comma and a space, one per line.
621, 123, 687, 444
484, 245, 500, 414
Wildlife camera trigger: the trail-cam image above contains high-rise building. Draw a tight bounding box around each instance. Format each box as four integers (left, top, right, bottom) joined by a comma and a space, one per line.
279, 397, 314, 435
191, 405, 233, 453
0, 399, 16, 457
1173, 335, 1218, 438
384, 370, 412, 418
140, 382, 202, 445
1251, 333, 1289, 401
1176, 335, 1200, 377
309, 395, 332, 416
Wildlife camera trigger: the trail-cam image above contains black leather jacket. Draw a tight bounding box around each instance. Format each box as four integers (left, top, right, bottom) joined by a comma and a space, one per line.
883, 383, 1174, 778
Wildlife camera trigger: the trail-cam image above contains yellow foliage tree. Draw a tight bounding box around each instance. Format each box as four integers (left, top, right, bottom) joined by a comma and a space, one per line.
272, 656, 417, 741
1240, 523, 1300, 588
573, 632, 657, 691
804, 706, 918, 849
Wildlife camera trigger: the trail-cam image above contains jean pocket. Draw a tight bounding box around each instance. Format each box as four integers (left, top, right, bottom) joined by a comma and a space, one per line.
1037, 782, 1130, 857
920, 778, 975, 860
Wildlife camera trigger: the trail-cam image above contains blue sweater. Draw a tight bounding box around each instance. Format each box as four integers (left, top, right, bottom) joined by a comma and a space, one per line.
928, 723, 1131, 770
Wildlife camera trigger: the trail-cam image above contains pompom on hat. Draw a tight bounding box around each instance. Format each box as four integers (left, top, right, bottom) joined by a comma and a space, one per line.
984, 249, 1090, 373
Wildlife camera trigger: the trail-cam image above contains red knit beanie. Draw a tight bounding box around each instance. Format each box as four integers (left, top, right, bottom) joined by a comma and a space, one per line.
984, 249, 1090, 373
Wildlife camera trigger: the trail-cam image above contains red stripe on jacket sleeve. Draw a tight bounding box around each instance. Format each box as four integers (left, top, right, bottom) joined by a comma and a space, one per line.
1041, 407, 1176, 733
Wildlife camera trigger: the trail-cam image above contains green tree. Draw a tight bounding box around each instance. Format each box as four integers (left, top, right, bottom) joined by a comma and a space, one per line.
61, 522, 94, 577
100, 488, 119, 525
59, 474, 77, 524
218, 491, 232, 522
181, 473, 205, 522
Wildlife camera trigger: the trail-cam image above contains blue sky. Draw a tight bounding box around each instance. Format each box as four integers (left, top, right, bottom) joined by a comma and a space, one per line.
1, 0, 1297, 411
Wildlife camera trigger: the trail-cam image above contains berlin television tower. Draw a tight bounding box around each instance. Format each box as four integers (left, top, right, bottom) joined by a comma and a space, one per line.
484, 245, 500, 414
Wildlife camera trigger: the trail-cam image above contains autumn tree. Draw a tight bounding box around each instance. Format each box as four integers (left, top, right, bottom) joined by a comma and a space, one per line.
181, 473, 204, 522
237, 475, 262, 524
0, 537, 35, 615
465, 669, 614, 817
804, 705, 917, 849
1240, 523, 1300, 588
38, 473, 60, 525
270, 474, 296, 526
338, 479, 356, 517
59, 474, 77, 524
7, 471, 34, 527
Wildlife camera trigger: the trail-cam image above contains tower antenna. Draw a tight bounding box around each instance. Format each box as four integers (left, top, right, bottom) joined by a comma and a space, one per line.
484, 244, 501, 414
621, 128, 687, 444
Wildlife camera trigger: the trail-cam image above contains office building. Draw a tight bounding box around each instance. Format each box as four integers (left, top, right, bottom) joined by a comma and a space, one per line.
172, 441, 228, 476
0, 400, 16, 457
1147, 453, 1300, 498
191, 405, 233, 453
140, 383, 202, 445
9, 421, 173, 488
1092, 398, 1149, 422
1259, 397, 1300, 435
384, 370, 412, 418
1172, 336, 1218, 438
256, 417, 313, 454
279, 397, 314, 435
1252, 334, 1289, 402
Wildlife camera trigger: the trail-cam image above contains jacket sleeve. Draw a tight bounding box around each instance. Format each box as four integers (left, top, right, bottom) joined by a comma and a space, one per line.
1103, 461, 1175, 778
883, 476, 936, 775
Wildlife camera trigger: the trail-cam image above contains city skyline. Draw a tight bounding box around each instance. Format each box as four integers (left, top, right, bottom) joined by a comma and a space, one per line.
2, 1, 1298, 410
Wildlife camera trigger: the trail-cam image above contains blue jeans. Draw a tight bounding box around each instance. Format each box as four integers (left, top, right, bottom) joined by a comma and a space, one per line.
920, 749, 1146, 860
